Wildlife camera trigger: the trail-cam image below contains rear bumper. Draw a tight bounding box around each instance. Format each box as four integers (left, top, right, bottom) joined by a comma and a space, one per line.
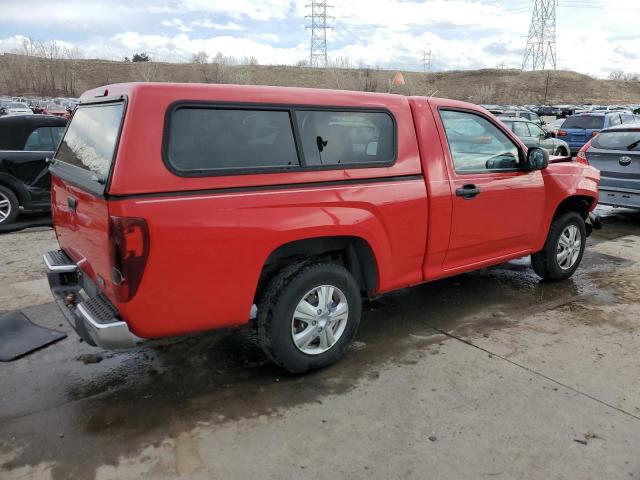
44, 250, 144, 349
598, 187, 640, 209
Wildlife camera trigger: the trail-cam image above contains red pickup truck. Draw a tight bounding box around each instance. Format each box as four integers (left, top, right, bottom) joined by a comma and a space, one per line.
44, 83, 600, 372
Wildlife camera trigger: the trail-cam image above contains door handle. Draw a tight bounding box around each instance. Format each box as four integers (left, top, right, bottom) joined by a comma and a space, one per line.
455, 184, 481, 199
67, 196, 77, 212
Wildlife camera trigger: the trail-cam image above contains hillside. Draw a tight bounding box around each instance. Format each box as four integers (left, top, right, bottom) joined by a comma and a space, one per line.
1, 53, 639, 105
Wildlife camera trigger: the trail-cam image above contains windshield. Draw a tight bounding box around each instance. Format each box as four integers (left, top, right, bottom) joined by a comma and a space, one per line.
9, 103, 27, 109
592, 131, 640, 151
562, 116, 604, 130
55, 102, 124, 179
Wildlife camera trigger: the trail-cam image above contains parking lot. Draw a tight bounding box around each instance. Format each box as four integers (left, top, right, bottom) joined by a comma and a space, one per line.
0, 206, 638, 480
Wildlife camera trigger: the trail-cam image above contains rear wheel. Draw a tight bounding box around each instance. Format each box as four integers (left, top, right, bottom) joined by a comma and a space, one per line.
555, 146, 568, 156
257, 262, 361, 373
531, 211, 586, 281
0, 185, 19, 226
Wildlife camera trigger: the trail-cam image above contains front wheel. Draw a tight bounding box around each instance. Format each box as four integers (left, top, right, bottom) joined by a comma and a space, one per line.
257, 262, 362, 373
531, 211, 586, 281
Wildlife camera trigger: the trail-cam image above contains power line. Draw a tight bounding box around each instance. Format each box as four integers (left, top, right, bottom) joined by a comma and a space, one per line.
522, 0, 557, 71
305, 1, 333, 68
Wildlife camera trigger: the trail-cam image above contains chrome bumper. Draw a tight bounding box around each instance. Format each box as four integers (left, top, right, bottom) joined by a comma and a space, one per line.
44, 250, 144, 349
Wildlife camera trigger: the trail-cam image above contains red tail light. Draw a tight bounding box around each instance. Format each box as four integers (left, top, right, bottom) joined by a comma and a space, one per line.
557, 130, 568, 137
591, 131, 599, 137
109, 216, 150, 302
576, 140, 592, 165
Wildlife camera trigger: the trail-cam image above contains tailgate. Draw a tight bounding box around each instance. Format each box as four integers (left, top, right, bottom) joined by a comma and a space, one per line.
565, 128, 587, 144
49, 100, 125, 299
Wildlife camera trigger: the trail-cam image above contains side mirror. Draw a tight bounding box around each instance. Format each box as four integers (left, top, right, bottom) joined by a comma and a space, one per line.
524, 147, 548, 171
544, 131, 554, 139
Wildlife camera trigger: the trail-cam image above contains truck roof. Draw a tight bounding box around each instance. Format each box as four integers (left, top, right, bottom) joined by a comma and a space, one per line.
80, 83, 415, 109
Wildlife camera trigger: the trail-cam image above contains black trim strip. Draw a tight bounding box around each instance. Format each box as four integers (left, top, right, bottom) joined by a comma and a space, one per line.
107, 174, 424, 201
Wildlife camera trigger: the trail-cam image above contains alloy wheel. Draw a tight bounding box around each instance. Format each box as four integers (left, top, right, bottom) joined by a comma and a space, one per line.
291, 285, 349, 355
556, 224, 581, 270
0, 191, 12, 223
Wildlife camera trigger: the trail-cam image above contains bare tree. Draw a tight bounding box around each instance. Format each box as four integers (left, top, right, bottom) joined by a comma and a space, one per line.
191, 51, 211, 82
608, 70, 625, 80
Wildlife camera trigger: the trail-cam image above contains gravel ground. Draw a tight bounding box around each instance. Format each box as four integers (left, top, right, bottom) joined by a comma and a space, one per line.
0, 226, 58, 313
1, 208, 639, 480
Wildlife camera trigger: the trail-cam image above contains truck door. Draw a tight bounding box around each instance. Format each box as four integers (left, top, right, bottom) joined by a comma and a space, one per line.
435, 108, 545, 270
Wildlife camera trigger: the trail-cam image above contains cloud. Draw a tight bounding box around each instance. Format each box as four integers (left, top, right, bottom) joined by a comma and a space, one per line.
1, 0, 640, 77
190, 20, 244, 31
162, 18, 193, 33
107, 31, 305, 64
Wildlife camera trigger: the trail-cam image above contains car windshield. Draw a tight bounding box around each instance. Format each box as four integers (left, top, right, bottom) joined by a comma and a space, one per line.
9, 103, 26, 108
562, 116, 604, 130
592, 131, 640, 151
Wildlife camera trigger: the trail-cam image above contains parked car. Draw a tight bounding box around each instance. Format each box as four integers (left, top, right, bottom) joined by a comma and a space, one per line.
42, 102, 72, 120
2, 102, 34, 116
576, 123, 640, 208
557, 112, 639, 154
498, 117, 570, 156
499, 110, 544, 126
44, 84, 599, 372
532, 106, 562, 117
545, 118, 566, 135
0, 115, 67, 225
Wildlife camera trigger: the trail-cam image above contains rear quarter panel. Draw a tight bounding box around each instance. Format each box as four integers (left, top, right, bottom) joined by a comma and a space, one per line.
110, 180, 427, 338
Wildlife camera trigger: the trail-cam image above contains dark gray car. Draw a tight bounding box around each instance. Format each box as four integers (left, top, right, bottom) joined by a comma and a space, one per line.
582, 124, 640, 209
498, 117, 570, 156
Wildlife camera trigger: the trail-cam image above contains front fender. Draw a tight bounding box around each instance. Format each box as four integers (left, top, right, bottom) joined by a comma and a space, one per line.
533, 163, 600, 251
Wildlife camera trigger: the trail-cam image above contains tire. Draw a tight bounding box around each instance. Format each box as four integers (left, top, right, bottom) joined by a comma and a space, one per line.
531, 211, 586, 281
0, 185, 19, 226
555, 147, 568, 156
257, 262, 362, 373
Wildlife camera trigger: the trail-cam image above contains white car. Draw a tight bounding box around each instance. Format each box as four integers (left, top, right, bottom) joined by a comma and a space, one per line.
4, 102, 33, 116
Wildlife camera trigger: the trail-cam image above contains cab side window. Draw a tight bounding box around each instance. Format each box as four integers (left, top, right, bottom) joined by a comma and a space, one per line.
440, 110, 520, 173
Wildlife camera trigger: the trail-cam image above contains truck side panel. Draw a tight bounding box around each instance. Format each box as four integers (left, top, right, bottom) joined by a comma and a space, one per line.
110, 178, 428, 338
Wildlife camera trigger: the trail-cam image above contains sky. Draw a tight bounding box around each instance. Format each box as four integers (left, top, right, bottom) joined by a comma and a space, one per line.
0, 0, 639, 77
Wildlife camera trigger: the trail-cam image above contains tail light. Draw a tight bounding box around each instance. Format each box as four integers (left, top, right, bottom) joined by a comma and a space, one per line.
591, 131, 599, 137
557, 130, 567, 137
109, 216, 150, 302
576, 140, 592, 165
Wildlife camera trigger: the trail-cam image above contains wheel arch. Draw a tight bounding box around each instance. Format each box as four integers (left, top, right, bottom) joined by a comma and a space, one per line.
256, 235, 380, 301
0, 173, 29, 207
553, 195, 595, 220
